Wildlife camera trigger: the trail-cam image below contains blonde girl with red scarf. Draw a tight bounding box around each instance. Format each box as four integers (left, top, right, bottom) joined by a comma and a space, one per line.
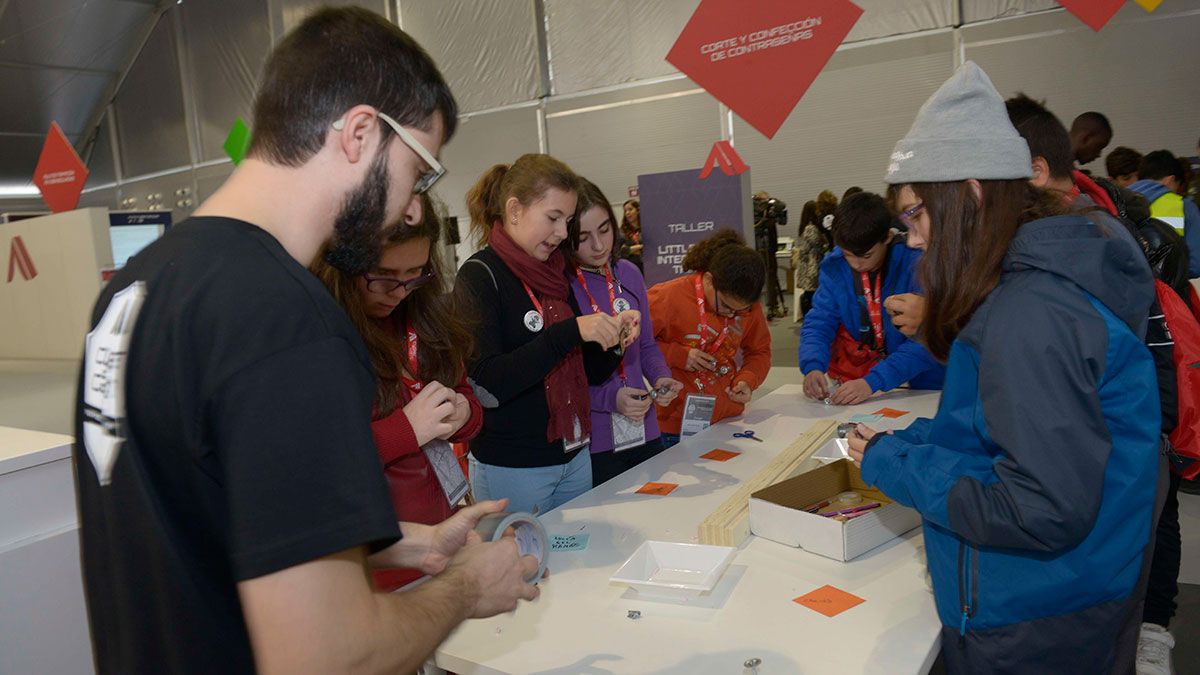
456, 154, 640, 514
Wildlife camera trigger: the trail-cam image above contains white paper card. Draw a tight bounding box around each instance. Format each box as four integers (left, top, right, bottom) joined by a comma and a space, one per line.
82, 282, 147, 486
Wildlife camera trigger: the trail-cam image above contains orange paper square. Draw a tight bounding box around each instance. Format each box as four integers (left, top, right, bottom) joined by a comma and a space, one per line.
872, 407, 909, 419
701, 448, 741, 462
793, 585, 865, 617
636, 482, 679, 496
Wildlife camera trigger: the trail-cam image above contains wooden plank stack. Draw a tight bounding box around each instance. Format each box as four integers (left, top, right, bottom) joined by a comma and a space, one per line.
698, 419, 839, 547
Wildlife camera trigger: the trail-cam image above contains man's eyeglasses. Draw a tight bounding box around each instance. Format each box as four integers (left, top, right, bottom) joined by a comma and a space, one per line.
898, 202, 925, 229
332, 111, 446, 194
363, 272, 435, 294
715, 292, 753, 318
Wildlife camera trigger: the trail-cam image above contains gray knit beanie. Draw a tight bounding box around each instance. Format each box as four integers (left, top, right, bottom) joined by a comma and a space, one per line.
885, 61, 1032, 184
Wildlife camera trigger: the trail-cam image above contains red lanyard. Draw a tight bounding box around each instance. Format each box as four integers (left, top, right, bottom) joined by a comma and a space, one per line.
520, 280, 544, 318
402, 324, 422, 394
860, 271, 885, 347
574, 266, 618, 315
693, 273, 730, 355
576, 266, 626, 383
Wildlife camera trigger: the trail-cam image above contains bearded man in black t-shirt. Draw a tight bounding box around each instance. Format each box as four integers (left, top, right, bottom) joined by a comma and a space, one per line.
74, 8, 539, 674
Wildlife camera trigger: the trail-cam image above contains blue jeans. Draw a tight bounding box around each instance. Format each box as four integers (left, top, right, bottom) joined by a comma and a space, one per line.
469, 449, 592, 515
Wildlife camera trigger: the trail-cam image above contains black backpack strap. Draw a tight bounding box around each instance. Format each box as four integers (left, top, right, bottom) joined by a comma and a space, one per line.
461, 257, 498, 291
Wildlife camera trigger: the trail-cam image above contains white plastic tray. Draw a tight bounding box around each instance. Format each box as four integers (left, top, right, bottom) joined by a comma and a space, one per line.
812, 438, 851, 464
610, 540, 736, 599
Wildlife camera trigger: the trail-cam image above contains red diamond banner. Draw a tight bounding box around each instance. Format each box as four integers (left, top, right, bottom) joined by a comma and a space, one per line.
1056, 0, 1124, 32
33, 121, 88, 213
667, 0, 863, 139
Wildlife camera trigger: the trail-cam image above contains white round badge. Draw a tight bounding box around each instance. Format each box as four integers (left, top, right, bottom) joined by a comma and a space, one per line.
613, 297, 631, 313
524, 310, 544, 332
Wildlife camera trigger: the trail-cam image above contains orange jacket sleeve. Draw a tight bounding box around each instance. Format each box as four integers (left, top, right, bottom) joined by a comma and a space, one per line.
649, 278, 694, 370
733, 303, 772, 391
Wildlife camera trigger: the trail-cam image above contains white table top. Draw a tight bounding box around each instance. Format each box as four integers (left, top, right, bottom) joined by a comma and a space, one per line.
0, 425, 73, 476
437, 384, 944, 675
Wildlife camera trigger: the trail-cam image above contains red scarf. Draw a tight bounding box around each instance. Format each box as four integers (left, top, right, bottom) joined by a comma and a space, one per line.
1073, 170, 1118, 217
488, 225, 590, 444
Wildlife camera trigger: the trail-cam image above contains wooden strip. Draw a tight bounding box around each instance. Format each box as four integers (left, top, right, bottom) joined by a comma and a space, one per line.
698, 420, 838, 547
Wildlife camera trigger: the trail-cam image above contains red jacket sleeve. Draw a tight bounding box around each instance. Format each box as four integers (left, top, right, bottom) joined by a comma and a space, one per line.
447, 375, 483, 444
370, 404, 421, 466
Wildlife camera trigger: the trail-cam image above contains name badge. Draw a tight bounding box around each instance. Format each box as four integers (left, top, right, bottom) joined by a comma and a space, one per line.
613, 297, 631, 313
680, 394, 717, 437
422, 440, 469, 507
563, 415, 590, 453
612, 413, 646, 452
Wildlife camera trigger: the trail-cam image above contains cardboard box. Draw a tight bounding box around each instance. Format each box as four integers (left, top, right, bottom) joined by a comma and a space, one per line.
749, 459, 921, 561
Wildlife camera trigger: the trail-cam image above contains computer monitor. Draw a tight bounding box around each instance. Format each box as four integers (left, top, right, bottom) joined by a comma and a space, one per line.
109, 211, 171, 267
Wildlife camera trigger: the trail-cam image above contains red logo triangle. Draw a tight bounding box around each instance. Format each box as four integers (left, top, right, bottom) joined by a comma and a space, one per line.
700, 141, 748, 179
7, 236, 37, 283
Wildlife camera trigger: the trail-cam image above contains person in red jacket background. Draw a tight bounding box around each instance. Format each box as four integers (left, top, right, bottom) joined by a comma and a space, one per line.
314, 196, 482, 591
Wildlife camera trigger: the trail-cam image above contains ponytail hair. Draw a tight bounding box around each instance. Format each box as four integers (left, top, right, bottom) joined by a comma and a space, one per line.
465, 153, 579, 246
682, 229, 765, 302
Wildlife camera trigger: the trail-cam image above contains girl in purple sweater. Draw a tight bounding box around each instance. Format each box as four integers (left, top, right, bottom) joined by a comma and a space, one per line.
569, 179, 683, 487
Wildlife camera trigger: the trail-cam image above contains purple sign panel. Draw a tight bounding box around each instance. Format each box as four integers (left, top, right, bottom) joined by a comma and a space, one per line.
637, 167, 752, 287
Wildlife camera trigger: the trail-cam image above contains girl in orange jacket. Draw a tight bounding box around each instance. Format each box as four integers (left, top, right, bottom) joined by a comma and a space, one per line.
648, 230, 772, 445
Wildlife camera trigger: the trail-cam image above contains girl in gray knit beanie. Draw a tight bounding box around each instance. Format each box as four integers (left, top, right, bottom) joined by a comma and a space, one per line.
848, 61, 1160, 675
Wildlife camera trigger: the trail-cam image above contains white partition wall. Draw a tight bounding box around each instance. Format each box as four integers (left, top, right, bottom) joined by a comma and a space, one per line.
0, 208, 113, 360
0, 426, 94, 675
963, 3, 1200, 173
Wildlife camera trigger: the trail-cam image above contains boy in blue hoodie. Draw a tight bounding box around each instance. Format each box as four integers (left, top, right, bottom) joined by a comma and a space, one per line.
1129, 150, 1200, 278
798, 191, 944, 405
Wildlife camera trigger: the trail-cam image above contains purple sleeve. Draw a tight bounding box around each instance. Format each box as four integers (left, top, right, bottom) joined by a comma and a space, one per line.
590, 378, 622, 413
574, 272, 624, 412
624, 261, 672, 383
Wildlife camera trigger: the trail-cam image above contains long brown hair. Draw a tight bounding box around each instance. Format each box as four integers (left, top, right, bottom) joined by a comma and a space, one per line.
814, 190, 838, 222
621, 198, 640, 239
465, 153, 578, 247
567, 178, 619, 263
889, 180, 1070, 361
313, 195, 475, 417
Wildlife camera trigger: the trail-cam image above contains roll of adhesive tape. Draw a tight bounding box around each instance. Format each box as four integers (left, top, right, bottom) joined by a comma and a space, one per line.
833, 491, 862, 507
473, 512, 548, 583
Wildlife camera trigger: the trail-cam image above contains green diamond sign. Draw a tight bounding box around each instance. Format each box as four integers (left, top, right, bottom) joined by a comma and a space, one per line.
223, 117, 251, 166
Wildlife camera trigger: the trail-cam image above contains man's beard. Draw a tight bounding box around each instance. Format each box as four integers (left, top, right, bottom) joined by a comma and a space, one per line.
324, 149, 392, 275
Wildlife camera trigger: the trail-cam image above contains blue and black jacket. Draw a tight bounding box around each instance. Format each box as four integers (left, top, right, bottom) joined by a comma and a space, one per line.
798, 240, 944, 392
861, 214, 1160, 673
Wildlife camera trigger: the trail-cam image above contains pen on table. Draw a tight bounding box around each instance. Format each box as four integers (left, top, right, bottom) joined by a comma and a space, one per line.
820, 502, 881, 518
803, 499, 832, 514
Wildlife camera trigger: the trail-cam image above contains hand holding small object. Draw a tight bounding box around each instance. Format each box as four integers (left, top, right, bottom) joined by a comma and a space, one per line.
846, 424, 878, 464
